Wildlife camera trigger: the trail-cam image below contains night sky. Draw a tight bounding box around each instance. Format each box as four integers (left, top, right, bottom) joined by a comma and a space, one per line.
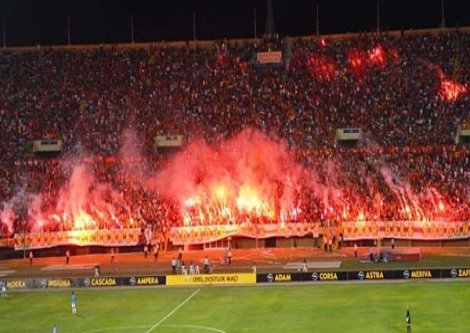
0, 0, 469, 46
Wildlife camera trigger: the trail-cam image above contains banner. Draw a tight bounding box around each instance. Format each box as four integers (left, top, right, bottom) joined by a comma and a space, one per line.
256, 51, 282, 64
14, 228, 141, 250
33, 140, 63, 153
456, 124, 470, 144
155, 135, 184, 148
167, 273, 256, 286
170, 222, 319, 245
12, 220, 470, 250
0, 237, 14, 248
342, 220, 470, 240
335, 128, 361, 141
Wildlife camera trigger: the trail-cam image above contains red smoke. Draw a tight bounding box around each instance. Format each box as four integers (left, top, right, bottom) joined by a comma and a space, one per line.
0, 205, 14, 235
369, 45, 385, 65
306, 54, 336, 80
348, 49, 367, 75
148, 129, 304, 225
0, 127, 463, 235
348, 45, 397, 75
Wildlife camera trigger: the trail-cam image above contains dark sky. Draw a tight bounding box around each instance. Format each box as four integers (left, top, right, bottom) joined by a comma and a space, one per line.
0, 0, 469, 46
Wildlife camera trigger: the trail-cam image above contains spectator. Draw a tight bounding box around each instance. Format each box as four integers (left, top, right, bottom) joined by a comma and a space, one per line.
171, 257, 177, 274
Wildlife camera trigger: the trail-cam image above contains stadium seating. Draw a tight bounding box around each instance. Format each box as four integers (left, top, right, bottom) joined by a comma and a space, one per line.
0, 30, 469, 239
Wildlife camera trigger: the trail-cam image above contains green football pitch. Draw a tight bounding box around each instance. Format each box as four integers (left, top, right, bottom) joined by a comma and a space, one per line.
1, 282, 469, 333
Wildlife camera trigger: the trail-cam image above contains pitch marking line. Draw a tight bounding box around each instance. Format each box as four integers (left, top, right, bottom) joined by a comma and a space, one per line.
81, 325, 151, 333
144, 288, 201, 333
163, 324, 227, 333
81, 324, 227, 333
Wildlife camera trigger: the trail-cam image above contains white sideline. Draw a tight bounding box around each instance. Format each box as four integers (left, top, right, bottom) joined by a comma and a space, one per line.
144, 288, 201, 333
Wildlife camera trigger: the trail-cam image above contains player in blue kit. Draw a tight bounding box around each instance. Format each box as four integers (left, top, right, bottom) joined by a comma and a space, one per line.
71, 291, 77, 314
1, 280, 7, 298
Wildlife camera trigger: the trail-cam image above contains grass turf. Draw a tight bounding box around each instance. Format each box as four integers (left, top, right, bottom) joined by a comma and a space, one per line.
1, 282, 469, 333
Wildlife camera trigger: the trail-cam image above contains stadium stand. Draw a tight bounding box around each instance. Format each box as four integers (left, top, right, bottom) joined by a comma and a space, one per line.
0, 29, 469, 248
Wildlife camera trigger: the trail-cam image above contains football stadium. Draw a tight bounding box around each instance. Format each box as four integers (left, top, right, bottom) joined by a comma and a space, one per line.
0, 0, 470, 332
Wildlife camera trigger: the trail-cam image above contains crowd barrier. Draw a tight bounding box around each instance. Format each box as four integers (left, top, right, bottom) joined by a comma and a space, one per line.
3, 268, 469, 290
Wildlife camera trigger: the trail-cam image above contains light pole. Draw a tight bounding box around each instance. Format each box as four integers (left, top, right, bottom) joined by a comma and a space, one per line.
2, 17, 6, 48
67, 15, 71, 45
316, 4, 319, 36
376, 0, 380, 35
131, 13, 134, 44
441, 0, 446, 29
253, 8, 257, 40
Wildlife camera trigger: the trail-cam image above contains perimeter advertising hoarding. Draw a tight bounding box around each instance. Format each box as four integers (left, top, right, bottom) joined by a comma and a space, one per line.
0, 276, 166, 290
442, 268, 470, 279
256, 268, 470, 283
396, 269, 441, 280
257, 272, 349, 283
2, 269, 468, 290
79, 276, 166, 287
167, 273, 256, 286
123, 276, 165, 286
5, 278, 30, 289
351, 270, 395, 281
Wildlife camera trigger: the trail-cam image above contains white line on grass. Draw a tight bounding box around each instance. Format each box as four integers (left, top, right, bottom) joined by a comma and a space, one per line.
162, 324, 227, 333
81, 325, 151, 333
144, 289, 201, 333
81, 323, 227, 333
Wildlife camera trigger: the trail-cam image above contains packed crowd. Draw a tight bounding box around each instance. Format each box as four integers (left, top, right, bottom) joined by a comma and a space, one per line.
0, 30, 469, 237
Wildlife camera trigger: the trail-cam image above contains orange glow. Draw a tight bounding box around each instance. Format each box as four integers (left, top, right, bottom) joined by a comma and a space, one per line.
348, 50, 367, 74
306, 54, 336, 80
438, 201, 445, 211
236, 185, 268, 214
73, 210, 96, 229
441, 79, 467, 101
180, 180, 280, 226
369, 45, 384, 65
184, 196, 201, 207
214, 185, 227, 201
